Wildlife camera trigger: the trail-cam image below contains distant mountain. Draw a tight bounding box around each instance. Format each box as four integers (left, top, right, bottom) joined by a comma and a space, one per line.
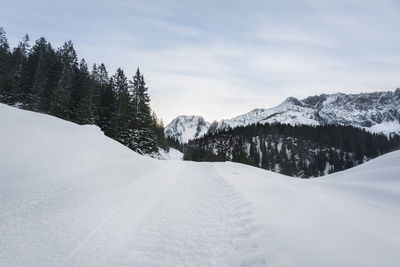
164, 115, 210, 144
210, 89, 400, 134
166, 89, 400, 143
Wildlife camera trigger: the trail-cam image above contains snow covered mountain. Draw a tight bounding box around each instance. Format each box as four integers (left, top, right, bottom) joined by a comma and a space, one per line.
164, 115, 210, 143
168, 89, 400, 143
210, 89, 400, 134
1, 103, 400, 266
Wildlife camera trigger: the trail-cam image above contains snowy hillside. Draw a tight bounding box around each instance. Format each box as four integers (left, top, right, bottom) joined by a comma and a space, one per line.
1, 103, 400, 266
164, 115, 209, 143
169, 89, 400, 142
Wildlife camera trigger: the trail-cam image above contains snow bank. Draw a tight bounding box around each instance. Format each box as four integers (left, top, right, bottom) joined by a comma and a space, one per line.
152, 148, 184, 160
216, 152, 400, 267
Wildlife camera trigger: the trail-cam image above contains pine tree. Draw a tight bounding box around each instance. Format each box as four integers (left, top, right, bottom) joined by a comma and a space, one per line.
98, 79, 117, 137
8, 34, 30, 104
89, 64, 99, 108
0, 27, 11, 101
73, 59, 93, 124
127, 68, 157, 154
49, 41, 78, 119
111, 68, 131, 140
151, 111, 168, 150
21, 37, 56, 109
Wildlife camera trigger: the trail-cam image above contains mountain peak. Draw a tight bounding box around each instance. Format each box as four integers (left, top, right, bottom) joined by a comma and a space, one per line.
281, 96, 303, 106
165, 115, 210, 143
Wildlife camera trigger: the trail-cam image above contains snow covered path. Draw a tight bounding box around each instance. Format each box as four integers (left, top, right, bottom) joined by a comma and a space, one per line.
102, 163, 265, 266
0, 159, 266, 266
59, 162, 266, 266
1, 103, 400, 267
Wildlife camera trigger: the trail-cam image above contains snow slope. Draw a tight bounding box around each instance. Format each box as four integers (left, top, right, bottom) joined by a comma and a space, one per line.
1, 103, 399, 266
216, 154, 400, 266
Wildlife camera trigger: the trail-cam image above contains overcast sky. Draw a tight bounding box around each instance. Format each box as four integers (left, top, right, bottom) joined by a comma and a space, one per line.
3, 0, 400, 123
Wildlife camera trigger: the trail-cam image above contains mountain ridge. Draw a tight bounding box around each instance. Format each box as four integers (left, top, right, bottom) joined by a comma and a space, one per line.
166, 89, 400, 143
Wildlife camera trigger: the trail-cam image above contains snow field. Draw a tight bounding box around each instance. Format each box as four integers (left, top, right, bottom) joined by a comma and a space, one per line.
1, 103, 400, 266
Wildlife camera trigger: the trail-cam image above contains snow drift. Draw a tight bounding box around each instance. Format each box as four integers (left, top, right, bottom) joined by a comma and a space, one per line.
1, 103, 399, 266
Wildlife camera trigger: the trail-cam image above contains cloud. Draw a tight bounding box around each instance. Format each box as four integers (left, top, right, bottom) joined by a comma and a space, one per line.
257, 29, 334, 47
2, 0, 400, 124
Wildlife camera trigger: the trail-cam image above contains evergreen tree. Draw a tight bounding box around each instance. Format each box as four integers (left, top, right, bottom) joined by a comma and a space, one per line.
73, 59, 93, 124
112, 68, 131, 140
151, 111, 168, 150
8, 34, 30, 104
0, 27, 11, 101
21, 37, 56, 109
98, 79, 117, 137
0, 28, 163, 156
127, 68, 157, 153
49, 41, 78, 119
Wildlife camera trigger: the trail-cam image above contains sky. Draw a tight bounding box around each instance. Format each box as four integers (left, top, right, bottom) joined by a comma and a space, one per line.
2, 0, 400, 124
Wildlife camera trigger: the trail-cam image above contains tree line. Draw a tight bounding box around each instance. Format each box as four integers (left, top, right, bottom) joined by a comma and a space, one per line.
0, 27, 166, 154
183, 123, 400, 177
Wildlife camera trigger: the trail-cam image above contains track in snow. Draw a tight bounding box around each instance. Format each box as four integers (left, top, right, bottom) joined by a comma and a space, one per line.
109, 163, 266, 266
16, 162, 267, 267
